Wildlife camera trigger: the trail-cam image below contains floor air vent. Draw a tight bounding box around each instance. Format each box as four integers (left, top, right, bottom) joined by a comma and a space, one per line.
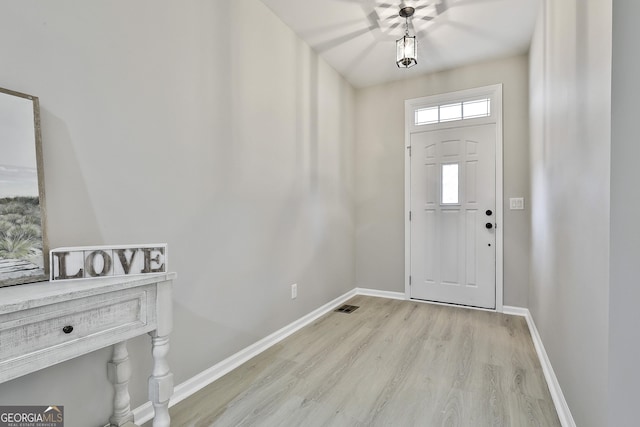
335, 304, 359, 314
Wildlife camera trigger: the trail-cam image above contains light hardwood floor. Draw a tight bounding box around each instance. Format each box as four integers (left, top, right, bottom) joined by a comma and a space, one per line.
154, 296, 561, 426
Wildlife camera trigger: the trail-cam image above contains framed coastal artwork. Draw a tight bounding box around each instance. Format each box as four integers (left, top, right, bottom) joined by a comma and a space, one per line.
0, 87, 48, 287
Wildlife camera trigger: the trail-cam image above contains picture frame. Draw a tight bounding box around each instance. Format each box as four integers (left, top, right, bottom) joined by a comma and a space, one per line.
0, 87, 49, 287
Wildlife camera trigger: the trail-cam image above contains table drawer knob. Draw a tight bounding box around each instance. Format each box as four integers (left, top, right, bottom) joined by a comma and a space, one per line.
62, 325, 74, 334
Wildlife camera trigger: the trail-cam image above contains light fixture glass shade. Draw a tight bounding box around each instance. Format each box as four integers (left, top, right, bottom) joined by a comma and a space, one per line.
396, 35, 417, 68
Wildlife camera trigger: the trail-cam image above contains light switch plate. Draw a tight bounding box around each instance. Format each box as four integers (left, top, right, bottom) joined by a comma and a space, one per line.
510, 197, 525, 210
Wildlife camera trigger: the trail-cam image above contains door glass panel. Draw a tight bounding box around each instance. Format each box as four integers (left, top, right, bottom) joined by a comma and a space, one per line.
415, 106, 439, 125
439, 103, 462, 122
463, 99, 491, 118
442, 163, 459, 204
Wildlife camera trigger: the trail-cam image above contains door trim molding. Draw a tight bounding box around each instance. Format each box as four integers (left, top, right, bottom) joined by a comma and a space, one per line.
404, 84, 504, 311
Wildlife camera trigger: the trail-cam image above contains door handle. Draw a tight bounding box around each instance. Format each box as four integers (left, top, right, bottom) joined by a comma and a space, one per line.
485, 222, 493, 229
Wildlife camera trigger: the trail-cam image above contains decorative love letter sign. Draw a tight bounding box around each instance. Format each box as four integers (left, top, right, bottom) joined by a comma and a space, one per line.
50, 244, 167, 281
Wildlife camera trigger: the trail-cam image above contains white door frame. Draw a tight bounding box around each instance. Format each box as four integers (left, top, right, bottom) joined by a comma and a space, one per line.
404, 84, 504, 311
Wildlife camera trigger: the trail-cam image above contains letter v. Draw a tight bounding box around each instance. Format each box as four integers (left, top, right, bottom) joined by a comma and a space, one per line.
116, 249, 137, 274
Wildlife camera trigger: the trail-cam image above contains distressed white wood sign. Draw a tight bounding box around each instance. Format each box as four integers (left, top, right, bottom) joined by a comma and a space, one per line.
50, 244, 167, 281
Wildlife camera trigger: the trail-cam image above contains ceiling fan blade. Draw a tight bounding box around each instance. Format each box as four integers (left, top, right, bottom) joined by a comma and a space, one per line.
435, 0, 449, 14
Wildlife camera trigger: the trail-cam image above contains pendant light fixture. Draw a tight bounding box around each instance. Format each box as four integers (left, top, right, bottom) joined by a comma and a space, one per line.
396, 6, 417, 68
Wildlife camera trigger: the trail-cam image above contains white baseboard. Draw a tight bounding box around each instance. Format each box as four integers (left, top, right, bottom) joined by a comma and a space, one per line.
133, 288, 358, 425
134, 292, 574, 427
354, 287, 406, 300
503, 306, 576, 427
502, 305, 529, 317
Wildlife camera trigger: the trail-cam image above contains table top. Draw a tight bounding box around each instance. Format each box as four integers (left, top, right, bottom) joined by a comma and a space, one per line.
0, 272, 176, 314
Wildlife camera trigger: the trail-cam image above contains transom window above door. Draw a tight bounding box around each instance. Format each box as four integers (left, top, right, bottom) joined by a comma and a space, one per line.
414, 98, 491, 126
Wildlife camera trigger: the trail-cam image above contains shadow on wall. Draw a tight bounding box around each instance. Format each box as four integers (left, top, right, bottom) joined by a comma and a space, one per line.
40, 109, 103, 248
168, 299, 263, 383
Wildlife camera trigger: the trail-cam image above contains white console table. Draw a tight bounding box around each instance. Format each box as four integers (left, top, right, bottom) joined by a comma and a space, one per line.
0, 272, 176, 427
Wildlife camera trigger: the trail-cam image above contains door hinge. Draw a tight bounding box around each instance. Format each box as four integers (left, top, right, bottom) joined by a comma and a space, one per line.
409, 211, 412, 221
409, 275, 412, 285
407, 146, 411, 156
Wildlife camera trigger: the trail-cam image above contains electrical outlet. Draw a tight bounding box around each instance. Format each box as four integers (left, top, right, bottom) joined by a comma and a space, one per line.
291, 283, 297, 299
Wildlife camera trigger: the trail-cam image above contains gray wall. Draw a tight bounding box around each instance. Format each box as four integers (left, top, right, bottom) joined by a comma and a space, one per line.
354, 55, 531, 307
0, 1, 355, 426
528, 1, 611, 426
609, 0, 640, 425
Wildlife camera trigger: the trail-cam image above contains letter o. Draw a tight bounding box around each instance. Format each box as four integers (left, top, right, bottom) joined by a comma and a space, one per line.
86, 250, 112, 277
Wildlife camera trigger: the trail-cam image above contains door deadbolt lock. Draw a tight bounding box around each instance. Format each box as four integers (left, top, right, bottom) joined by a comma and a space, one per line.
485, 209, 493, 216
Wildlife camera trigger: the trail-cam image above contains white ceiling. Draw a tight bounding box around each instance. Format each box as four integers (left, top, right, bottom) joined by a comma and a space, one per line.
259, 0, 540, 88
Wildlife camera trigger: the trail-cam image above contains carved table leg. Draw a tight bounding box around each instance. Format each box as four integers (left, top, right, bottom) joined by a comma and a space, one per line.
149, 332, 173, 427
107, 341, 135, 426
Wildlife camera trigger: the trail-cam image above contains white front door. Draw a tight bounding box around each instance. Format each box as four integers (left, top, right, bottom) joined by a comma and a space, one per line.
409, 124, 496, 308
